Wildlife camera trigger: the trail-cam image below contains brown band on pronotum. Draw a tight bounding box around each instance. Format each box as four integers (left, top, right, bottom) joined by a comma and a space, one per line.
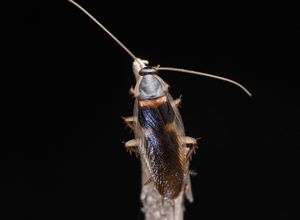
139, 96, 167, 108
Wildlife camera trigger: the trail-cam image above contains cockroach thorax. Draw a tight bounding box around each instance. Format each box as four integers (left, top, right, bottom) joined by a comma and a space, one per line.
138, 75, 165, 100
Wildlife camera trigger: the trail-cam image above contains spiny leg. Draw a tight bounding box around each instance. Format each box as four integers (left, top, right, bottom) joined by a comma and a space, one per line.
122, 116, 135, 130
125, 139, 140, 157
173, 95, 182, 108
129, 87, 136, 97
181, 136, 198, 202
181, 136, 198, 161
186, 144, 198, 161
184, 175, 194, 202
188, 170, 197, 176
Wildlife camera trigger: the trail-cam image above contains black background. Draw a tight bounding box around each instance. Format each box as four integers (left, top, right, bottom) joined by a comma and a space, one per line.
2, 1, 299, 219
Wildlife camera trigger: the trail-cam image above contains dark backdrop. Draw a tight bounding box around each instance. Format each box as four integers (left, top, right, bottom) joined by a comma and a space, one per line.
3, 1, 299, 219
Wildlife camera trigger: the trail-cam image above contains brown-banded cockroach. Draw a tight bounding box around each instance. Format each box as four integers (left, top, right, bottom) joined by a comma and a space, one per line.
68, 0, 251, 207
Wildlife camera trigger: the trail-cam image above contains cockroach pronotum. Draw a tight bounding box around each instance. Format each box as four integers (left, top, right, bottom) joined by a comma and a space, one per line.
68, 0, 251, 203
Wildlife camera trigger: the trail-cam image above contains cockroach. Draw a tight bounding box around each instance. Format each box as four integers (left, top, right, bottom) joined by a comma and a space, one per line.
68, 0, 252, 201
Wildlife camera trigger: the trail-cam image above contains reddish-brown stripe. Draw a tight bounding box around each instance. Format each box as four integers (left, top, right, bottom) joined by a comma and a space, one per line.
139, 96, 167, 108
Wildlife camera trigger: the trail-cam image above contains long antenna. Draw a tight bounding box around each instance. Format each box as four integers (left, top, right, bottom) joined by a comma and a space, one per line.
68, 0, 137, 61
159, 67, 252, 96
68, 0, 252, 96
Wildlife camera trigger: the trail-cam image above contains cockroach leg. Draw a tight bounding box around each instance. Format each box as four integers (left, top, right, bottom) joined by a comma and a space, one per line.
125, 139, 140, 157
188, 170, 197, 176
122, 116, 135, 130
186, 144, 198, 162
174, 95, 182, 107
129, 87, 136, 97
184, 176, 194, 202
123, 116, 134, 123
181, 136, 197, 145
181, 136, 198, 161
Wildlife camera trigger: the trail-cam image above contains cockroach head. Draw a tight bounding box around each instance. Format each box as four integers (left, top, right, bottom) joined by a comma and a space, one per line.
139, 66, 159, 76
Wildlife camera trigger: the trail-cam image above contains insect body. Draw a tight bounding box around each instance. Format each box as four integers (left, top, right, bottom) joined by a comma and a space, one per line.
68, 0, 251, 202
125, 67, 197, 199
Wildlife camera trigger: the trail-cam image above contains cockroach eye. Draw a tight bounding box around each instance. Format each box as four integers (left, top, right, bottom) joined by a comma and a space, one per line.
139, 67, 159, 76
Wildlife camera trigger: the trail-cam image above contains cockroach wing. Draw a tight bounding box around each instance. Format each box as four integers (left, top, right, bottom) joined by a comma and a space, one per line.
167, 92, 194, 202
133, 77, 190, 200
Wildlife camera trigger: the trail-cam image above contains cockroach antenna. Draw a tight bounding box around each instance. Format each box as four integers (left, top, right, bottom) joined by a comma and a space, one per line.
159, 67, 252, 96
67, 0, 138, 60
67, 0, 252, 96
